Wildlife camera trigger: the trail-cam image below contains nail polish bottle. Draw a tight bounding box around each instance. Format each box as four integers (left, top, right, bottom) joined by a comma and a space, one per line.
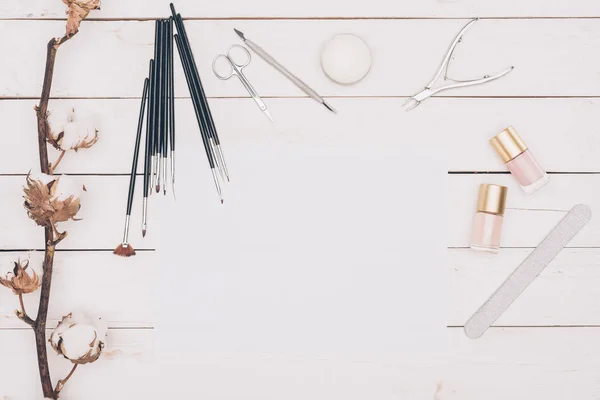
470, 184, 508, 253
490, 126, 550, 195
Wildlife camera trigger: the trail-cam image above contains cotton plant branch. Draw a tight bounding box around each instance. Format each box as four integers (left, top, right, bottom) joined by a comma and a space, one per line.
0, 1, 104, 399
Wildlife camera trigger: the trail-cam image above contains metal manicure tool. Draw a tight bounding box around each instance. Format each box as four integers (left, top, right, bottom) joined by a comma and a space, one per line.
213, 44, 274, 122
404, 18, 514, 111
234, 29, 336, 114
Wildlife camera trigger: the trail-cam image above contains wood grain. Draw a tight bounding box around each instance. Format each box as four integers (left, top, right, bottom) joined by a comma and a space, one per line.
448, 174, 600, 248
0, 174, 598, 250
0, 329, 154, 400
448, 248, 600, 327
2, 248, 598, 330
2, 0, 600, 18
1, 19, 600, 98
0, 251, 157, 329
3, 98, 600, 175
0, 176, 161, 250
2, 328, 599, 399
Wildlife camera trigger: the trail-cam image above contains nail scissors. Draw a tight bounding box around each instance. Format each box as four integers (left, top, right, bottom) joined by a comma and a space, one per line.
213, 44, 274, 122
404, 18, 514, 111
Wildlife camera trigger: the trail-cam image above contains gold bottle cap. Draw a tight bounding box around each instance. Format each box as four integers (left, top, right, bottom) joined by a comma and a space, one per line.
477, 184, 508, 215
490, 126, 528, 163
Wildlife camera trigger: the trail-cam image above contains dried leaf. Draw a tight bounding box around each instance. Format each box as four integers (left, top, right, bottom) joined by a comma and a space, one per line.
63, 0, 101, 37
23, 174, 56, 227
0, 260, 41, 295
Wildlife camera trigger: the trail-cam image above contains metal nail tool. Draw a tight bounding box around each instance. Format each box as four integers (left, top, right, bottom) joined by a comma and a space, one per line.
213, 44, 274, 123
404, 18, 514, 111
234, 28, 336, 114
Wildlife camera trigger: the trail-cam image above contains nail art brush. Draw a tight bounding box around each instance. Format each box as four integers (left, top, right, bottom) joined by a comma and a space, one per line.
115, 77, 149, 256
174, 33, 223, 203
168, 17, 176, 197
172, 26, 224, 183
150, 21, 161, 195
171, 6, 230, 182
233, 28, 336, 114
155, 19, 165, 194
142, 60, 155, 237
160, 19, 169, 196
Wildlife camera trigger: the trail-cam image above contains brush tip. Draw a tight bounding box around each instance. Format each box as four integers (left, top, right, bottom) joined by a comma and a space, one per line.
142, 229, 147, 237
234, 28, 245, 40
113, 243, 136, 257
155, 185, 160, 193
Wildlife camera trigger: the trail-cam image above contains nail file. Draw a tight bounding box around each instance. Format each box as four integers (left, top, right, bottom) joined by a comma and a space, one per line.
464, 204, 592, 339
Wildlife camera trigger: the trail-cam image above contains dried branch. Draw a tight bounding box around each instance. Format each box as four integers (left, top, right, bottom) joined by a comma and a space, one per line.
32, 33, 76, 400
16, 293, 35, 326
50, 150, 67, 174
55, 364, 79, 395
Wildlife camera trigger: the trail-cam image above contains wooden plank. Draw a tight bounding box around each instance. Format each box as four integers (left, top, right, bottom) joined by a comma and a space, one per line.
3, 98, 600, 175
0, 175, 161, 250
0, 251, 157, 328
448, 174, 600, 248
2, 328, 599, 399
1, 19, 600, 98
2, 0, 600, 18
443, 327, 600, 400
0, 328, 155, 400
3, 248, 598, 330
0, 174, 599, 250
448, 248, 600, 327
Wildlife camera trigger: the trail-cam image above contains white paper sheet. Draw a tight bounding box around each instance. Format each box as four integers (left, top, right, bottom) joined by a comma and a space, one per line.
151, 119, 447, 399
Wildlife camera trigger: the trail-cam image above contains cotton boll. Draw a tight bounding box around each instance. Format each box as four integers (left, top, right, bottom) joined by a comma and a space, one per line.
59, 324, 99, 360
47, 107, 75, 143
28, 172, 54, 186
52, 175, 82, 202
61, 122, 81, 150
50, 312, 107, 364
24, 174, 82, 226
47, 106, 99, 151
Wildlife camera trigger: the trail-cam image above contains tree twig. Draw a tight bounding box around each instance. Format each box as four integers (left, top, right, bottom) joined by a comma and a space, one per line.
16, 293, 35, 326
55, 364, 79, 395
32, 32, 76, 400
50, 150, 67, 174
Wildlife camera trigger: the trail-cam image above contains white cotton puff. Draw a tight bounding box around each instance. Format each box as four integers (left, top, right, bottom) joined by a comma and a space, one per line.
29, 172, 54, 186
58, 324, 98, 360
61, 122, 81, 150
50, 311, 107, 362
52, 175, 82, 202
47, 107, 75, 141
75, 119, 98, 142
321, 34, 372, 85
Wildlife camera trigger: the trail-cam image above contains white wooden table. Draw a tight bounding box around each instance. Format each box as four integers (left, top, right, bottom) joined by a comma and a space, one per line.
1, 1, 600, 399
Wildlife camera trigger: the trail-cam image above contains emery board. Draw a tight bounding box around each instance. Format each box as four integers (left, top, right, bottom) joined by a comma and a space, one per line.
464, 204, 592, 339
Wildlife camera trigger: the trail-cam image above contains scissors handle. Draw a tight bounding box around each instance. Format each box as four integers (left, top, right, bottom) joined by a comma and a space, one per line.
212, 54, 237, 80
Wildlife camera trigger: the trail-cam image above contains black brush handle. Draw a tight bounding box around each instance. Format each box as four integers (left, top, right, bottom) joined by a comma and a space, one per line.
168, 17, 175, 153
161, 19, 169, 158
153, 20, 163, 158
173, 13, 222, 147
128, 78, 149, 215
174, 33, 216, 168
143, 60, 154, 199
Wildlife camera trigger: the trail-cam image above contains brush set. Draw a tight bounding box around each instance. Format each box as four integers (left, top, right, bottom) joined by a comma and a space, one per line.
115, 4, 228, 257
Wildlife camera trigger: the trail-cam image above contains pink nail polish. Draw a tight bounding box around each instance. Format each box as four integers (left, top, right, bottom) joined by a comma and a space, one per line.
470, 184, 508, 253
490, 126, 550, 195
